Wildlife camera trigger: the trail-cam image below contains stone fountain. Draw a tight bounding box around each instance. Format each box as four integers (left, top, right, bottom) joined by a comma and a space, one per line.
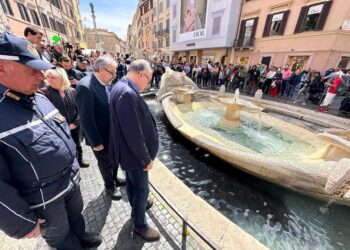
216, 89, 262, 126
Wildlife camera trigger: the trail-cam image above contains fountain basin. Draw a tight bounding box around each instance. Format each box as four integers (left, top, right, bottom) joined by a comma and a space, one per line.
157, 69, 350, 206
161, 97, 350, 206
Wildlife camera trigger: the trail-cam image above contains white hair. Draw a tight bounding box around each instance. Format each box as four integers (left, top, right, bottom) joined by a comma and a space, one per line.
128, 59, 152, 74
93, 55, 116, 72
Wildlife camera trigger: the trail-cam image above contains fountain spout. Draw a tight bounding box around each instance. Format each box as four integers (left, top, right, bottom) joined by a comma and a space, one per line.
234, 89, 240, 102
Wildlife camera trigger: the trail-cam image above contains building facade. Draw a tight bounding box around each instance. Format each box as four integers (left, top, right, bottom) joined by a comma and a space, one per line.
170, 0, 242, 64
233, 0, 350, 72
127, 4, 140, 59
72, 0, 86, 49
84, 28, 123, 54
139, 0, 154, 59
152, 0, 171, 61
0, 0, 83, 46
0, 2, 10, 32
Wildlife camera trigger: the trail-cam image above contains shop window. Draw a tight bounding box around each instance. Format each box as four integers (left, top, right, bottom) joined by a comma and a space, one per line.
261, 56, 272, 67
1, 0, 13, 16
294, 1, 333, 33
287, 56, 310, 71
236, 56, 249, 66
263, 11, 290, 37
190, 56, 196, 63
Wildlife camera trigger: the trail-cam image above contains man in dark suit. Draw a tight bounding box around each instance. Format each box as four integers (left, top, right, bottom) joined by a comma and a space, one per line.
60, 55, 84, 89
76, 56, 125, 200
109, 59, 160, 242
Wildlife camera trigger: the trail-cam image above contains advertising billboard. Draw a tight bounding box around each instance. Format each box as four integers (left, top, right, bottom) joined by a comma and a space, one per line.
179, 0, 208, 42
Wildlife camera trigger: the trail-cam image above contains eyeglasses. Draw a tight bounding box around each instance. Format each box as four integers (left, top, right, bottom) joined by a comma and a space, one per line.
103, 67, 117, 78
143, 72, 152, 83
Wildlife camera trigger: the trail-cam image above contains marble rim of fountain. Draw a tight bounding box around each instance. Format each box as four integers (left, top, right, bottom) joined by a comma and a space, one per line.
161, 96, 350, 206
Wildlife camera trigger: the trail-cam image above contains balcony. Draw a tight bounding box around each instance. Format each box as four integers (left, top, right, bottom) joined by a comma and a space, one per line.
233, 37, 255, 50
154, 28, 169, 38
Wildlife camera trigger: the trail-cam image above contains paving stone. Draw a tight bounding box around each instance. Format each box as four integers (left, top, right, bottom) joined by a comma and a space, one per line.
0, 144, 203, 250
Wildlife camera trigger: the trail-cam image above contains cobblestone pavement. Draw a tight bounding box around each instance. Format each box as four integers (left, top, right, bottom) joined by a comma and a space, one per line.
0, 145, 202, 250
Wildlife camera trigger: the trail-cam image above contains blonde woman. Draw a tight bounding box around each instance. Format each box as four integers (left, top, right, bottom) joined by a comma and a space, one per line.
42, 67, 89, 168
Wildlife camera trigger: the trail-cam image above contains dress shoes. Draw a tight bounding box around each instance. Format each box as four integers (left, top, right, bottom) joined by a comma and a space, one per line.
146, 198, 153, 211
106, 188, 122, 200
133, 226, 160, 242
79, 232, 102, 248
115, 178, 126, 187
78, 160, 90, 168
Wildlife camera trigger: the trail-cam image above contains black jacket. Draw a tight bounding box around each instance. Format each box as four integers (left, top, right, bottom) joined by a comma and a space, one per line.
66, 68, 84, 85
0, 85, 79, 239
76, 74, 110, 148
109, 77, 159, 170
41, 86, 78, 125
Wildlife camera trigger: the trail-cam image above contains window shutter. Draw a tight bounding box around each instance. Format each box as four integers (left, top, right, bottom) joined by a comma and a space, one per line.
237, 20, 246, 47
250, 17, 259, 46
262, 14, 273, 37
279, 10, 290, 35
294, 6, 309, 34
315, 0, 333, 31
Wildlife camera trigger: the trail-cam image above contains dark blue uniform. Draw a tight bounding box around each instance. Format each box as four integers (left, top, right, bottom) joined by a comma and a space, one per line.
0, 84, 83, 245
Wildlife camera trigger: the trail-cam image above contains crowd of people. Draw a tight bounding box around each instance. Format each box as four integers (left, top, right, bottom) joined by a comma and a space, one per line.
0, 27, 160, 250
149, 61, 350, 115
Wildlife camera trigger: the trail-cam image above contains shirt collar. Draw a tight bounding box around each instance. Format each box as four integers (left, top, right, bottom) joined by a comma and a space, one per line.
125, 77, 139, 92
93, 73, 108, 86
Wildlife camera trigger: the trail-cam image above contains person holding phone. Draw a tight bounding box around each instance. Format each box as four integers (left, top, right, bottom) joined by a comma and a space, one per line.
59, 55, 84, 88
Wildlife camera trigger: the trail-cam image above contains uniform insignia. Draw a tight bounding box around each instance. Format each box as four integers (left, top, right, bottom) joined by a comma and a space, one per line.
54, 113, 66, 122
27, 44, 39, 56
5, 91, 20, 101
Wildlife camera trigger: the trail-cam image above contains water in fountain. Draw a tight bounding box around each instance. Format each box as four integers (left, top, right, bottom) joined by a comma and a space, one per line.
179, 105, 319, 160
146, 99, 350, 250
234, 88, 240, 102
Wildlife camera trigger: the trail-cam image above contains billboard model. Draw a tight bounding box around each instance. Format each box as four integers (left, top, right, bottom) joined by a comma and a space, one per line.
179, 0, 208, 42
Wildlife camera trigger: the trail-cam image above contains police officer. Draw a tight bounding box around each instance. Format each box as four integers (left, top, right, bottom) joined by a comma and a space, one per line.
0, 33, 101, 249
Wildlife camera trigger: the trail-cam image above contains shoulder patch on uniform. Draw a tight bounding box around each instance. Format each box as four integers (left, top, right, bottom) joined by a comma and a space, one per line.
5, 91, 20, 101
53, 113, 66, 123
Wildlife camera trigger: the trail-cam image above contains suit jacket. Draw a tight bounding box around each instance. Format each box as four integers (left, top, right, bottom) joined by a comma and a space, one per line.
76, 74, 110, 148
109, 77, 159, 170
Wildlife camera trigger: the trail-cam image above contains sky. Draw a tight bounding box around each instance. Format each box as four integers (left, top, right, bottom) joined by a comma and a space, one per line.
79, 0, 138, 40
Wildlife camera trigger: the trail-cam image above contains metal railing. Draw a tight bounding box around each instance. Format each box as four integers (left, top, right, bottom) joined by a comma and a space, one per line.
149, 182, 220, 250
